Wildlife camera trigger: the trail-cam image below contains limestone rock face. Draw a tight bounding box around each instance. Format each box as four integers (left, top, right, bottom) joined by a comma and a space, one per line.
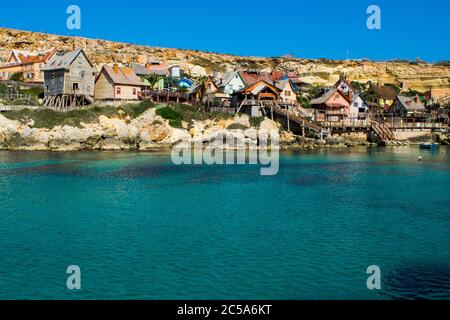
259, 119, 280, 132
1, 28, 448, 91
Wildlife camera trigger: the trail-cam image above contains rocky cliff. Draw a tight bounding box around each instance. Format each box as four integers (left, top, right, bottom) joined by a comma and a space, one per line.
1, 28, 449, 91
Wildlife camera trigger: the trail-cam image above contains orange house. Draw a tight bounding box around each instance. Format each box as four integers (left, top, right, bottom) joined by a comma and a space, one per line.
0, 49, 56, 83
232, 80, 282, 117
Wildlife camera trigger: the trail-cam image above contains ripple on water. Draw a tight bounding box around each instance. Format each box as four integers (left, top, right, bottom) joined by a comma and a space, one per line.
384, 264, 450, 300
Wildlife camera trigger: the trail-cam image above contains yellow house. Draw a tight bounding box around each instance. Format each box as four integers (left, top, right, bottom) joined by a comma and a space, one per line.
366, 83, 398, 111
0, 49, 56, 82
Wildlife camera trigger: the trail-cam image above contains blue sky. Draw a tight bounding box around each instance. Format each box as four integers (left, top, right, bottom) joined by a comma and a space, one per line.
0, 0, 449, 62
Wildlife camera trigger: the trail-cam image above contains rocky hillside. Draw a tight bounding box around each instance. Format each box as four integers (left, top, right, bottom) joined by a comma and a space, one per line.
1, 27, 449, 91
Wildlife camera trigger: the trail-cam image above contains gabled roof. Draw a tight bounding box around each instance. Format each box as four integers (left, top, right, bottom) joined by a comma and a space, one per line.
179, 77, 193, 86
310, 88, 350, 105
236, 79, 282, 95
239, 70, 274, 86
1, 48, 56, 67
99, 65, 144, 86
396, 95, 425, 111
215, 71, 243, 88
368, 83, 398, 100
132, 62, 168, 76
275, 79, 296, 93
43, 48, 93, 71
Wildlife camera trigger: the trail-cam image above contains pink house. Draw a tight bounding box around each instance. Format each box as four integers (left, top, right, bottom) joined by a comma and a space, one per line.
310, 88, 351, 123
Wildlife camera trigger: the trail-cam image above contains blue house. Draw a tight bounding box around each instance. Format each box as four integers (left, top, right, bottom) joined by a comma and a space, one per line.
178, 77, 193, 89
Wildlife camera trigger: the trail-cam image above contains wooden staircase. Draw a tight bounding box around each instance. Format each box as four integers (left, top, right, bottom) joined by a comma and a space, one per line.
272, 105, 323, 134
370, 120, 396, 142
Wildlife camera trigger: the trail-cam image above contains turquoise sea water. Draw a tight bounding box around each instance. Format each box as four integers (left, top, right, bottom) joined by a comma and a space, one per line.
0, 147, 449, 300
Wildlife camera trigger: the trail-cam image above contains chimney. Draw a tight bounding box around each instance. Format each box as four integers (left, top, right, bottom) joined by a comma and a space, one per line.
113, 64, 119, 73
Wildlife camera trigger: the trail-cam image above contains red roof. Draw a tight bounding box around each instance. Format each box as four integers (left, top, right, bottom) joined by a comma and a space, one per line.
18, 49, 56, 65
239, 70, 274, 86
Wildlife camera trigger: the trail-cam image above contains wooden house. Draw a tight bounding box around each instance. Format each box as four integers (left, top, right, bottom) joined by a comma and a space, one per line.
42, 48, 95, 109
94, 65, 144, 101
232, 80, 282, 117
214, 71, 246, 95
349, 92, 369, 124
178, 77, 193, 89
335, 76, 356, 101
310, 88, 351, 123
0, 48, 56, 83
366, 83, 398, 111
388, 95, 426, 119
275, 79, 297, 105
132, 62, 167, 90
189, 77, 218, 103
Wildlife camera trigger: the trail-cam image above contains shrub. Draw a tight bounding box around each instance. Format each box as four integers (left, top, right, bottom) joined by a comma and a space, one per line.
250, 117, 265, 128
2, 100, 155, 129
10, 72, 23, 81
226, 123, 248, 130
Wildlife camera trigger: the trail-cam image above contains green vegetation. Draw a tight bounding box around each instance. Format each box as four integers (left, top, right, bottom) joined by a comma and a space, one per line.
350, 81, 367, 93
249, 116, 265, 128
156, 106, 183, 128
226, 123, 248, 130
3, 100, 156, 129
10, 72, 23, 82
0, 82, 6, 96
384, 83, 401, 94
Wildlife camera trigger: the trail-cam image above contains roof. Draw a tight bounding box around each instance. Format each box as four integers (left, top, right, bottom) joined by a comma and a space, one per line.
1, 48, 55, 68
236, 80, 281, 95
188, 82, 201, 94
275, 79, 295, 92
43, 48, 93, 71
100, 65, 144, 86
19, 49, 56, 65
396, 95, 425, 111
239, 70, 274, 86
369, 84, 398, 100
310, 88, 351, 105
215, 71, 242, 88
179, 77, 193, 86
132, 62, 168, 76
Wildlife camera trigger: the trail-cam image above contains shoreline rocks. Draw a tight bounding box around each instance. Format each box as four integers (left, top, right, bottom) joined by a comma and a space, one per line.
1, 111, 445, 152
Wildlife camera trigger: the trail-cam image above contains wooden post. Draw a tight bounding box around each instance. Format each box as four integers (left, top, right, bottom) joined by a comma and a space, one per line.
287, 110, 290, 132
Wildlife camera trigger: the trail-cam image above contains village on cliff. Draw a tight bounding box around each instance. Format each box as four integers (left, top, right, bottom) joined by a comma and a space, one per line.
0, 45, 449, 145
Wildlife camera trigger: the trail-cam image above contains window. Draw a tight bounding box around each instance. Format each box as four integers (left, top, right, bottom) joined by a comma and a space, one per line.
354, 102, 359, 107
133, 88, 137, 95
117, 87, 121, 95
46, 85, 49, 91
73, 83, 79, 90
80, 71, 85, 78
285, 91, 291, 96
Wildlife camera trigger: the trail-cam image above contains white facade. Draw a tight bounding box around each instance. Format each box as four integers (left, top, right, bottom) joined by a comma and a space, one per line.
223, 73, 245, 95
349, 95, 368, 123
